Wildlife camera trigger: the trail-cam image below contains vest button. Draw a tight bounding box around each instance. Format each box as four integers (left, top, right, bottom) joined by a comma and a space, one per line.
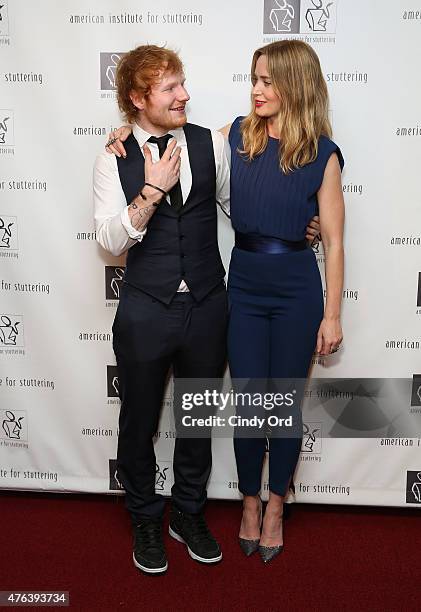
180, 235, 185, 240
181, 253, 185, 258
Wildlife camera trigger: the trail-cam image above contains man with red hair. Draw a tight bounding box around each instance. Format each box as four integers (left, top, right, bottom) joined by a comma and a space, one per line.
94, 45, 230, 574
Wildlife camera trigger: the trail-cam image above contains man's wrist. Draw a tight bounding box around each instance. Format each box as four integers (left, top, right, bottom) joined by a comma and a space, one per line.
141, 184, 165, 201
144, 182, 167, 197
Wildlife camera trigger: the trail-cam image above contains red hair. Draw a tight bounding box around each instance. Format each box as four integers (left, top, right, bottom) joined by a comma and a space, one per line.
116, 45, 183, 122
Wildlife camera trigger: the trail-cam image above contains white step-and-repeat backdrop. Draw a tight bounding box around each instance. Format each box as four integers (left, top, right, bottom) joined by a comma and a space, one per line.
1, 0, 420, 507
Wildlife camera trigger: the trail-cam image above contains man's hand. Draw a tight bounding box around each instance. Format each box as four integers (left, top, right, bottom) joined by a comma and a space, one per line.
105, 126, 132, 157
144, 139, 181, 195
126, 139, 181, 233
306, 215, 321, 243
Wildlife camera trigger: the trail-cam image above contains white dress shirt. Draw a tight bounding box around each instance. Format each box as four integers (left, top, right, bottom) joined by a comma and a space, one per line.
93, 122, 231, 258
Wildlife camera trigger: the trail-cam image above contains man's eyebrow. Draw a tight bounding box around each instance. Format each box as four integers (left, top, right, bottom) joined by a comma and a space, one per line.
160, 76, 185, 88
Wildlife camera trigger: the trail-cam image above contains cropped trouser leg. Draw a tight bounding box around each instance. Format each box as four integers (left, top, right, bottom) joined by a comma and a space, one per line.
228, 248, 324, 497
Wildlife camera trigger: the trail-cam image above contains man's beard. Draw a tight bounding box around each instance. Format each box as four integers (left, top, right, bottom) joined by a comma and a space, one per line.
145, 107, 187, 131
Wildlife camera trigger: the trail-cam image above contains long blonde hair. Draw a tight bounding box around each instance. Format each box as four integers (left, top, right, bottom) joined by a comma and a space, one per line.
240, 40, 332, 173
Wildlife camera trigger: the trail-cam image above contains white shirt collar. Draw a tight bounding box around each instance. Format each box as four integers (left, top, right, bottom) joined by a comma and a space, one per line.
132, 122, 187, 148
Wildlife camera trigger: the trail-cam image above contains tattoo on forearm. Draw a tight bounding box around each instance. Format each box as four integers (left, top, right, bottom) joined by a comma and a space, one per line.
129, 193, 161, 231
130, 205, 154, 230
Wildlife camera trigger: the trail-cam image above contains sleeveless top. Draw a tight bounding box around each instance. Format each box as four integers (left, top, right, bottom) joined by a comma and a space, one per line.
228, 116, 344, 241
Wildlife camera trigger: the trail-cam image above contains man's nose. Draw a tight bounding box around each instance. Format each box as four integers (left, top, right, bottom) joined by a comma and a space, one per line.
178, 86, 190, 102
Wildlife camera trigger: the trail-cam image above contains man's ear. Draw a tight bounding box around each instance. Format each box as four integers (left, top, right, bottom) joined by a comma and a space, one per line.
130, 89, 145, 111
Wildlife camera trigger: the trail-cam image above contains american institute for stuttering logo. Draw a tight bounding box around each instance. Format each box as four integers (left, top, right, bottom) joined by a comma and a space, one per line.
0, 110, 13, 145
263, 0, 337, 34
105, 266, 125, 300
100, 52, 124, 90
0, 215, 18, 250
0, 314, 24, 347
301, 422, 322, 453
109, 459, 124, 491
0, 1, 9, 37
1, 409, 27, 442
411, 375, 421, 407
155, 461, 172, 493
406, 471, 421, 504
107, 365, 119, 398
109, 459, 172, 493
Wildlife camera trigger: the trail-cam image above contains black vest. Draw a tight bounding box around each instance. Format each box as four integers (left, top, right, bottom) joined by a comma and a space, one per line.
116, 124, 226, 304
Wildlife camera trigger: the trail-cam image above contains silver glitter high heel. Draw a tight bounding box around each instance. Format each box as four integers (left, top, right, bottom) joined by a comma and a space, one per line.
259, 515, 284, 563
238, 497, 262, 557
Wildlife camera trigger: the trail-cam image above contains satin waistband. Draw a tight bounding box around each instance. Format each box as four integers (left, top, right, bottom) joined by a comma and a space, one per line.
235, 232, 308, 254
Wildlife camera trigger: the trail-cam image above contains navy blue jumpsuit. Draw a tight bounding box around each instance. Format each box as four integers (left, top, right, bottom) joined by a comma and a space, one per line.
227, 117, 344, 496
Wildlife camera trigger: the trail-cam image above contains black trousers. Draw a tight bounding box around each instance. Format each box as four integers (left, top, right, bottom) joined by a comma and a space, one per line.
113, 281, 227, 524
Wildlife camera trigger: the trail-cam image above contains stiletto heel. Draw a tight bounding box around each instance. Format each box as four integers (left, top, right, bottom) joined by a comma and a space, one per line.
258, 514, 284, 563
238, 497, 262, 557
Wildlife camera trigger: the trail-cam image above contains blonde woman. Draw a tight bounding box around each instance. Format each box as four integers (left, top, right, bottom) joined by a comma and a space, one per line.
221, 40, 344, 563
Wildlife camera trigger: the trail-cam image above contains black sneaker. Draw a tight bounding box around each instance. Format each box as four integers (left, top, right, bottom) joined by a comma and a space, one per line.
132, 517, 168, 574
169, 507, 222, 564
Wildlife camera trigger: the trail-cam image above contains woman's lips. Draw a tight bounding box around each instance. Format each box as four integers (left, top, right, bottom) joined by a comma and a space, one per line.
255, 101, 266, 107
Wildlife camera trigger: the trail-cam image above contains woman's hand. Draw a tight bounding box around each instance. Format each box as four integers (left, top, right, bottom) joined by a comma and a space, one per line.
306, 215, 320, 243
105, 125, 132, 157
316, 317, 343, 356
